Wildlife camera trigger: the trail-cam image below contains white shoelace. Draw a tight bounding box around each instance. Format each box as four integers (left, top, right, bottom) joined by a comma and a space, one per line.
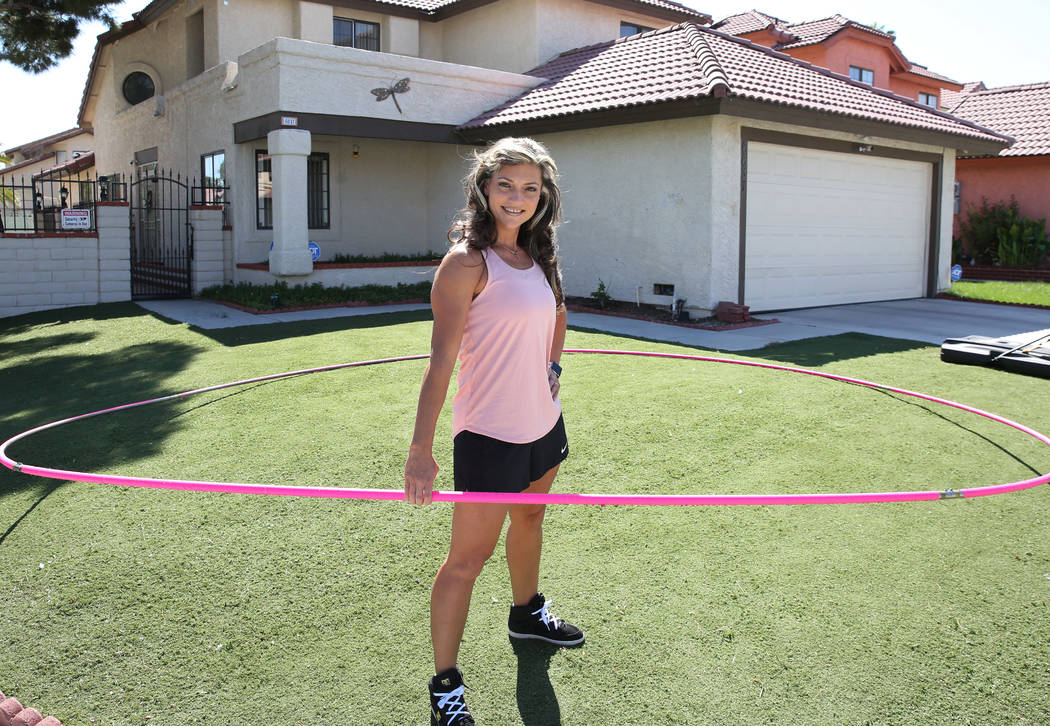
532, 599, 563, 631
434, 684, 471, 723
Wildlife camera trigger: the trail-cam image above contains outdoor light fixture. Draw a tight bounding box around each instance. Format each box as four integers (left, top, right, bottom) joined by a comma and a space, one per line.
855, 144, 873, 153
60, 187, 69, 208
352, 144, 360, 158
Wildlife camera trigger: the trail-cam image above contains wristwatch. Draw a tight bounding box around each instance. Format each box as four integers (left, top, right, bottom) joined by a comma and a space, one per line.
549, 361, 562, 377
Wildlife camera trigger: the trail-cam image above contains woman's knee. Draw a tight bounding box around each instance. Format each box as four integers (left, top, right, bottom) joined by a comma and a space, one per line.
441, 547, 496, 582
510, 503, 547, 531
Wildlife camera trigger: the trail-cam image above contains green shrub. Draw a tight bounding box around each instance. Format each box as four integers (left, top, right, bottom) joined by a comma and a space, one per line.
996, 218, 1050, 267
198, 280, 431, 310
959, 197, 1050, 267
328, 250, 443, 264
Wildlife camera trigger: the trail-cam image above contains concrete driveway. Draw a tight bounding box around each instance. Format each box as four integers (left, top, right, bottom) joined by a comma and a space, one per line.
139, 297, 1049, 352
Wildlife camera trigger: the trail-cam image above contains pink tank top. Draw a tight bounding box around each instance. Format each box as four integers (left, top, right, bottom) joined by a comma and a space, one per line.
453, 248, 561, 443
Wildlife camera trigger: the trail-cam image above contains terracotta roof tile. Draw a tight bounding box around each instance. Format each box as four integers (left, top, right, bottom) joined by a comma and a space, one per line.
941, 81, 985, 111
776, 14, 894, 50
906, 63, 960, 85
947, 82, 1050, 156
364, 0, 706, 15
459, 23, 1009, 148
711, 10, 787, 35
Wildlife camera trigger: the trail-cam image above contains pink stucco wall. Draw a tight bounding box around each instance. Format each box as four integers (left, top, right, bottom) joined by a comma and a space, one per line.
953, 156, 1050, 237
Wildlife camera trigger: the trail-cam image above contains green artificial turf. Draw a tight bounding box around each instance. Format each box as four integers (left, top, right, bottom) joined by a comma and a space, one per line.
1, 304, 1049, 725
946, 280, 1050, 307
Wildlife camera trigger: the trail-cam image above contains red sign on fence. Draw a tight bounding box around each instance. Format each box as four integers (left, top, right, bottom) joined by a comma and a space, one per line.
60, 209, 91, 230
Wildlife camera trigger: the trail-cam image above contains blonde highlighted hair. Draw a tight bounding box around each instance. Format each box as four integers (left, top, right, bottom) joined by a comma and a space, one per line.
448, 137, 564, 305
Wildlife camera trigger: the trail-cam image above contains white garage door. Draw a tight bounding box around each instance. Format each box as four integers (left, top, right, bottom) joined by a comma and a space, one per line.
744, 142, 932, 312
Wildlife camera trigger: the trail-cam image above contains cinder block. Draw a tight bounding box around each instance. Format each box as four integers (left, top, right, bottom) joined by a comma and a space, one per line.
17, 270, 52, 283
53, 269, 88, 283
16, 294, 53, 306
100, 269, 130, 282
63, 280, 96, 293
100, 290, 130, 303
0, 247, 17, 260
50, 248, 84, 260
0, 295, 18, 306
16, 248, 44, 260
52, 292, 90, 305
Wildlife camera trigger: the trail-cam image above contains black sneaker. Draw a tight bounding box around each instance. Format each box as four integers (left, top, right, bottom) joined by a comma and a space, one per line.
508, 592, 585, 647
429, 667, 475, 726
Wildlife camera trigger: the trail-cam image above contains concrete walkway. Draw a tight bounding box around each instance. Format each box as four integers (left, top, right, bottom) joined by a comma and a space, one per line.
138, 297, 1049, 351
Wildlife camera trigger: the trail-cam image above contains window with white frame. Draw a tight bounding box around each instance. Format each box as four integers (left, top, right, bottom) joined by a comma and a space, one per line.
334, 17, 380, 51
849, 65, 874, 85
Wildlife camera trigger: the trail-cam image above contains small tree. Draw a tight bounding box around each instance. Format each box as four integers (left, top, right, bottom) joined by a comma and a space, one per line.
1, 1, 119, 73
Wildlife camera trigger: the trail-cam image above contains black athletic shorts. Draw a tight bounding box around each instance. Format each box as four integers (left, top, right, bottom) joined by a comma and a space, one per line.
453, 415, 568, 493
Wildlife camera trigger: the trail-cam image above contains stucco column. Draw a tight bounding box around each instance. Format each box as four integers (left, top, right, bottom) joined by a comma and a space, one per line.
267, 128, 313, 277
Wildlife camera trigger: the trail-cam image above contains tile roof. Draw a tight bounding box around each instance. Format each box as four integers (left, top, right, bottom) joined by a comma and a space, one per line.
906, 63, 960, 85
940, 81, 985, 111
946, 82, 1050, 157
776, 14, 895, 50
458, 23, 1009, 148
3, 127, 88, 157
710, 10, 787, 36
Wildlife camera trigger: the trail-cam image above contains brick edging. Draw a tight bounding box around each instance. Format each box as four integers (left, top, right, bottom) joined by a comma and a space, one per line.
207, 298, 427, 315
0, 688, 64, 725
936, 293, 1050, 311
566, 305, 780, 331
960, 265, 1050, 283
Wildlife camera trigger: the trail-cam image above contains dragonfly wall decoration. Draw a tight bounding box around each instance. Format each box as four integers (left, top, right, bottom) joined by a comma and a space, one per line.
371, 77, 410, 114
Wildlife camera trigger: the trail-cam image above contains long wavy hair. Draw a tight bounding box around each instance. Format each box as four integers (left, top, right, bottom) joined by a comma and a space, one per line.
448, 137, 564, 306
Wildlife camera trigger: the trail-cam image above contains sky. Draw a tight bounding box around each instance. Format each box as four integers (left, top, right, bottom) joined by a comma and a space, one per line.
2, 0, 1049, 151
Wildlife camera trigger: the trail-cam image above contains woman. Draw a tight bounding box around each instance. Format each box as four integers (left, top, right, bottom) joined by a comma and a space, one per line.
404, 137, 583, 726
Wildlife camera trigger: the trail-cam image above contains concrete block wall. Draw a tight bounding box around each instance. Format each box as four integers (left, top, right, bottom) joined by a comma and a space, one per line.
0, 202, 131, 319
190, 206, 225, 294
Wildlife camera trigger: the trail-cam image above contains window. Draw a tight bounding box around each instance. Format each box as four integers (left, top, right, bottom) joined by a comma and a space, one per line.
849, 65, 874, 85
334, 17, 380, 51
256, 150, 330, 230
620, 21, 654, 37
122, 71, 156, 104
918, 92, 938, 108
201, 150, 226, 205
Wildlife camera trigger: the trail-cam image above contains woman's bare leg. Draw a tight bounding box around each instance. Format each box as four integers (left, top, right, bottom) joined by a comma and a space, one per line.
505, 465, 558, 607
431, 501, 508, 673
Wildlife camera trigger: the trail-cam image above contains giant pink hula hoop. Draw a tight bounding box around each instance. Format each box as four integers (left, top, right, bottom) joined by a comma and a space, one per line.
2, 350, 1049, 505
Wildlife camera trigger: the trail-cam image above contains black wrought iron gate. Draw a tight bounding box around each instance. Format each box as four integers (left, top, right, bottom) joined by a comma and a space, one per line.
130, 168, 193, 298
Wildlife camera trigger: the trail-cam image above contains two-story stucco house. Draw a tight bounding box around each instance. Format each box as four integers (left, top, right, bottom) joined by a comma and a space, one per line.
77, 0, 1009, 313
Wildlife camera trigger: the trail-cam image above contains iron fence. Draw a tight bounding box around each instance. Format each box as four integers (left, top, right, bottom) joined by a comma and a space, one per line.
191, 183, 231, 228
0, 170, 126, 234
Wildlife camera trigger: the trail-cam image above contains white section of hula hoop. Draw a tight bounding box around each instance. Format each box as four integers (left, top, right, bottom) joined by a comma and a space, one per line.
2, 350, 1048, 505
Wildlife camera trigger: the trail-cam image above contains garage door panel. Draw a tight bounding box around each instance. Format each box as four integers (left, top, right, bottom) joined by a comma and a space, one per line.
745, 143, 931, 312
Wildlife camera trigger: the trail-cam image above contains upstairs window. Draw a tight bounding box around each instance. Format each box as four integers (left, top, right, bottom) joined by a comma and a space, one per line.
918, 92, 938, 108
849, 65, 874, 85
122, 71, 156, 105
620, 21, 655, 37
334, 17, 380, 51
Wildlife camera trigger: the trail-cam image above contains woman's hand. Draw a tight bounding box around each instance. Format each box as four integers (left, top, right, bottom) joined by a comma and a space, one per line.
405, 445, 439, 506
547, 365, 560, 400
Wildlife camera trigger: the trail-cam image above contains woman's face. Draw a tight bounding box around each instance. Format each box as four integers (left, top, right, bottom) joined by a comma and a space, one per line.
483, 163, 543, 240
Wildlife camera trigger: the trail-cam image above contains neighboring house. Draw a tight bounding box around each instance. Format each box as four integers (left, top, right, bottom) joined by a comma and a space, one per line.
1, 128, 94, 182
0, 128, 96, 231
76, 0, 1008, 313
945, 82, 1050, 238
711, 11, 962, 110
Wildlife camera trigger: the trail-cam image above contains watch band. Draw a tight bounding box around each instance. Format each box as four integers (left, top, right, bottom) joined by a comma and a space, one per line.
549, 360, 562, 377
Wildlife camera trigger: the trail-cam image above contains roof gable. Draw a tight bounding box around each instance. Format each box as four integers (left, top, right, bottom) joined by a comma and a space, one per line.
458, 23, 1010, 152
